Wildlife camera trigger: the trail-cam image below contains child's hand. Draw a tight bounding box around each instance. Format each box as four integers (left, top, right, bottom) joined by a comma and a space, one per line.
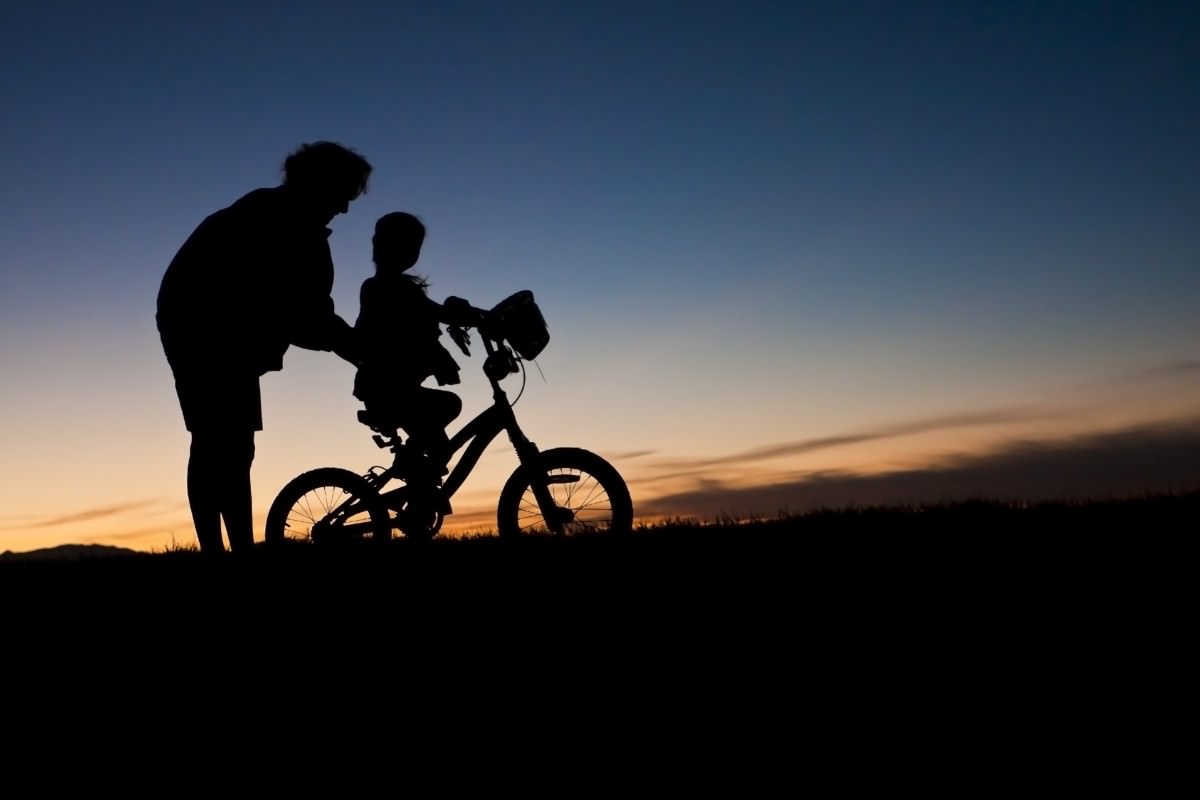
448, 325, 471, 357
444, 296, 483, 326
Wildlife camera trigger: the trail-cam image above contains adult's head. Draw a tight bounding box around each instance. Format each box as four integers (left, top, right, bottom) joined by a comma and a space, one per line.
373, 211, 426, 272
282, 141, 373, 225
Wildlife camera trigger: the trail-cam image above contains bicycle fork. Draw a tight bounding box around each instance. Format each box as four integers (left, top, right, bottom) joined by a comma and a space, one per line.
508, 429, 573, 535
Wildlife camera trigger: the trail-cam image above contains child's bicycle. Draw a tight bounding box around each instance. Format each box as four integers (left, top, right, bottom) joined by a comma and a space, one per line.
264, 290, 633, 544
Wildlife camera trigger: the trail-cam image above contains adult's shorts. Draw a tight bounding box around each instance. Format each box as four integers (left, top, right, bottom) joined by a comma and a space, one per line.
171, 369, 263, 432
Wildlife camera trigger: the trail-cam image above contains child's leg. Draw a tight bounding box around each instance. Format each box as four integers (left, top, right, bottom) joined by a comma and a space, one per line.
405, 388, 462, 465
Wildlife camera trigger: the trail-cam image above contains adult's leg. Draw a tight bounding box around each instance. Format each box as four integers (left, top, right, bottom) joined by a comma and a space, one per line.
187, 432, 229, 554
219, 430, 256, 553
188, 429, 256, 554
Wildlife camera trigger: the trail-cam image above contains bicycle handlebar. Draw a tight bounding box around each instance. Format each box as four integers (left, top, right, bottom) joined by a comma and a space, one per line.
446, 289, 550, 362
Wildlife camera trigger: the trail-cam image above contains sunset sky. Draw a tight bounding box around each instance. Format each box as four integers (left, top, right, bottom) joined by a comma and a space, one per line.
2, 1, 1197, 553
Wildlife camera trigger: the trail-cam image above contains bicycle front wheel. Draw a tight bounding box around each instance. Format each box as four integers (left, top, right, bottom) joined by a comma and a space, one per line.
497, 447, 633, 538
265, 467, 391, 545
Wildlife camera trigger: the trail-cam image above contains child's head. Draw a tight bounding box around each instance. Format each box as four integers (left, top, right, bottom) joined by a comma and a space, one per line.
373, 212, 425, 272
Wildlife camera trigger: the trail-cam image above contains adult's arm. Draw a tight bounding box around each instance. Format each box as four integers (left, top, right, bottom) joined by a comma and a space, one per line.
280, 230, 360, 365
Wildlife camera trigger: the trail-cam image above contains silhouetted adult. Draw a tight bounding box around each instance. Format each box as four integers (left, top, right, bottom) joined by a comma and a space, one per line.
157, 141, 372, 556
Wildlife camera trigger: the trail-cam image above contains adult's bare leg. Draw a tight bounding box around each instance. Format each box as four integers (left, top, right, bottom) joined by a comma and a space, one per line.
222, 431, 256, 553
188, 430, 256, 554
188, 433, 229, 554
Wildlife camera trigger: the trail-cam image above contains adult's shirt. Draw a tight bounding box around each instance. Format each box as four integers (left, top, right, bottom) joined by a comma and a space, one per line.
157, 186, 352, 377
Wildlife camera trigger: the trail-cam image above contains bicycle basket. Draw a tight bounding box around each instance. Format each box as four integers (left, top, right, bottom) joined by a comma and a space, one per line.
489, 290, 550, 360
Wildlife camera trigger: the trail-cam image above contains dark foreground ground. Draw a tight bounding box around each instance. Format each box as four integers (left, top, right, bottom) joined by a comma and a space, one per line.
3, 492, 1191, 774
4, 492, 1192, 609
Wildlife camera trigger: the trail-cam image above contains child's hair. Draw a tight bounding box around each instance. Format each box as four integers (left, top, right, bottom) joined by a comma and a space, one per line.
374, 212, 429, 287
375, 211, 425, 246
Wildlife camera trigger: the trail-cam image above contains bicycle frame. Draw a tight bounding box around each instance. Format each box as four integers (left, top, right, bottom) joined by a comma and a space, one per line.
357, 332, 564, 532
264, 291, 636, 545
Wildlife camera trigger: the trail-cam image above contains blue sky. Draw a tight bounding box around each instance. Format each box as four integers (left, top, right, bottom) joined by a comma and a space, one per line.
1, 1, 1197, 551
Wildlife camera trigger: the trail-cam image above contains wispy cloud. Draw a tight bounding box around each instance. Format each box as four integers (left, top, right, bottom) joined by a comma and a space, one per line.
17, 499, 164, 530
1130, 359, 1200, 380
636, 416, 1200, 520
1128, 359, 1200, 383
650, 405, 1065, 471
610, 449, 656, 460
1059, 357, 1200, 398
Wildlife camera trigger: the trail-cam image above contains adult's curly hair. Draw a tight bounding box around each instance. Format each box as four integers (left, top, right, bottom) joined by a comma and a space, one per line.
282, 141, 372, 199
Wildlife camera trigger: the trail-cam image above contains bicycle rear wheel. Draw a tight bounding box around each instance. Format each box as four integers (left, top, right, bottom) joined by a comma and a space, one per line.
265, 467, 391, 545
497, 447, 633, 538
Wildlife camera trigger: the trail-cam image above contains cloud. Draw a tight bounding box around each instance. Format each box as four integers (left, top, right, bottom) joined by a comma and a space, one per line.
650, 404, 1065, 471
1131, 359, 1200, 380
1058, 357, 1200, 399
636, 416, 1200, 520
17, 499, 164, 530
610, 449, 656, 460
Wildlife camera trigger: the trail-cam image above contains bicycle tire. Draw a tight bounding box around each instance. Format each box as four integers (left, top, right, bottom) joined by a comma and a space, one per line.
265, 467, 391, 545
497, 447, 633, 538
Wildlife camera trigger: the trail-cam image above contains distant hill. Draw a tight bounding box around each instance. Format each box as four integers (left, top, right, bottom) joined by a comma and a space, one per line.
0, 543, 143, 563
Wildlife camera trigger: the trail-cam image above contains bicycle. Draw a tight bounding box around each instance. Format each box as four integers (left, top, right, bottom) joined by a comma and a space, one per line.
264, 290, 634, 544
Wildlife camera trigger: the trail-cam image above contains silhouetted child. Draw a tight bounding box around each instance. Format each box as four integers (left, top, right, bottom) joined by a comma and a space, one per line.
353, 212, 478, 477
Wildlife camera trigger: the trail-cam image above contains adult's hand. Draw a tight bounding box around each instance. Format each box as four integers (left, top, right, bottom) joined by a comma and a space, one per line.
333, 321, 362, 366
